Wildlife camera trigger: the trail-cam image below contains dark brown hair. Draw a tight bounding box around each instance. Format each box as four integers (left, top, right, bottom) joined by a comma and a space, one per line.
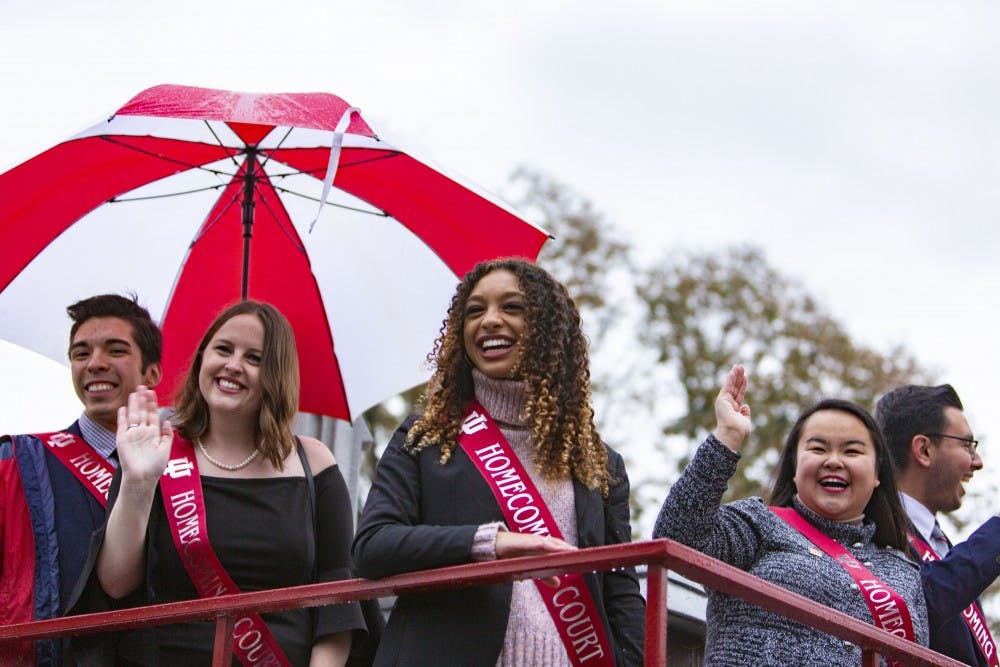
875, 384, 964, 473
67, 293, 162, 370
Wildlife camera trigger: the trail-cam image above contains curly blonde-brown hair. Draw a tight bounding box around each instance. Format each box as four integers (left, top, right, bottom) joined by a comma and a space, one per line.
406, 258, 611, 496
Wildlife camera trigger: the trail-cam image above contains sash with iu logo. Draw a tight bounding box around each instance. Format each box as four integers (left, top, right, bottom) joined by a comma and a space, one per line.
907, 530, 999, 666
458, 403, 615, 667
32, 431, 113, 506
159, 435, 291, 667
772, 506, 916, 667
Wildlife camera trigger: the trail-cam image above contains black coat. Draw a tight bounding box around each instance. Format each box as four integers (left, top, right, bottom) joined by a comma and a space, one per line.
352, 416, 645, 667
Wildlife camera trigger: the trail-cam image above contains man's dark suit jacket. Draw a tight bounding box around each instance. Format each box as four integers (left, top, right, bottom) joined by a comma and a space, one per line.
353, 416, 645, 667
913, 516, 1000, 666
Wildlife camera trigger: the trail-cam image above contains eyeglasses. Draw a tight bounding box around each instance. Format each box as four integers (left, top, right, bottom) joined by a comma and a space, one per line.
925, 433, 979, 455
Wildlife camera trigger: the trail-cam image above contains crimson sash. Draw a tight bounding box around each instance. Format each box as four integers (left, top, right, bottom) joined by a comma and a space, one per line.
772, 506, 916, 665
32, 431, 113, 506
458, 403, 615, 667
907, 530, 999, 666
159, 435, 291, 667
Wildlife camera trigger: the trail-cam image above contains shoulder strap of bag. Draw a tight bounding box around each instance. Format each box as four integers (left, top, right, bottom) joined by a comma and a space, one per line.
295, 436, 318, 580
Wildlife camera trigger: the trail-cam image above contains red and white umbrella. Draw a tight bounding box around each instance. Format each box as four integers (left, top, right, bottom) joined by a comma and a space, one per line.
0, 84, 548, 420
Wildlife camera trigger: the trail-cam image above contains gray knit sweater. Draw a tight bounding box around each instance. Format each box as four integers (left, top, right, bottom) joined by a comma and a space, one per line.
653, 435, 929, 666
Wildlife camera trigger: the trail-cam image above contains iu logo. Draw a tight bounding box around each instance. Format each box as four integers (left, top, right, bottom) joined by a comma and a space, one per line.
164, 457, 195, 479
46, 433, 76, 449
461, 411, 488, 435
836, 553, 861, 569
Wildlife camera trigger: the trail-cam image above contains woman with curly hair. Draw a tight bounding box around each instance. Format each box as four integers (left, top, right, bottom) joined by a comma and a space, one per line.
353, 258, 645, 666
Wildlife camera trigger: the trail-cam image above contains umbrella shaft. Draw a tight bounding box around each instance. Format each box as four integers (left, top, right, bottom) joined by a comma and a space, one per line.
240, 150, 259, 300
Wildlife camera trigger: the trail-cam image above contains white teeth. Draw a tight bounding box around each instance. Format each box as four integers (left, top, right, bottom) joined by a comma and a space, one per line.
87, 383, 113, 392
482, 339, 512, 351
218, 379, 242, 391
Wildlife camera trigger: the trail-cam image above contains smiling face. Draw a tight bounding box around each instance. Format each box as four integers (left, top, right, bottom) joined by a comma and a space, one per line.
197, 313, 265, 419
924, 407, 982, 513
793, 409, 880, 522
70, 316, 161, 431
462, 269, 527, 379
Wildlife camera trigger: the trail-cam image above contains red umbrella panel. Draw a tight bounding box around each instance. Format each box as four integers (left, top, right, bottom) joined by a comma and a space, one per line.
0, 84, 549, 420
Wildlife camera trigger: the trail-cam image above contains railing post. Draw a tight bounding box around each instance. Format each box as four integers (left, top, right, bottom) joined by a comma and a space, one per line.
212, 614, 235, 667
645, 563, 668, 666
861, 648, 881, 667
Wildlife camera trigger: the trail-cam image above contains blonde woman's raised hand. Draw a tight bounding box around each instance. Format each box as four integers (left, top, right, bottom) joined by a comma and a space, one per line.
713, 365, 751, 452
115, 385, 173, 487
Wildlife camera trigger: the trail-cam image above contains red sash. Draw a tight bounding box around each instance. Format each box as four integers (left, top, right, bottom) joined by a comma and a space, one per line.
458, 403, 615, 667
159, 435, 291, 667
772, 506, 916, 666
907, 530, 999, 666
32, 431, 113, 507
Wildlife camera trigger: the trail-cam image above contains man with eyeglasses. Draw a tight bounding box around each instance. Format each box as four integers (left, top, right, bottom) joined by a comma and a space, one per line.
876, 384, 999, 667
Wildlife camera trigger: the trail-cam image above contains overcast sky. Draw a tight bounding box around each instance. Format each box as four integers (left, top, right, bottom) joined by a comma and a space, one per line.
3, 1, 999, 528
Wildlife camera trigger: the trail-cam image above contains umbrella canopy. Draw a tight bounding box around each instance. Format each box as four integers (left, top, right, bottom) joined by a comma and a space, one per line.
0, 84, 548, 420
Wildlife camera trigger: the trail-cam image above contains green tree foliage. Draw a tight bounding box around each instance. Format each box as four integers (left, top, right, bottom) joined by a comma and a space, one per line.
507, 167, 632, 346
637, 245, 932, 500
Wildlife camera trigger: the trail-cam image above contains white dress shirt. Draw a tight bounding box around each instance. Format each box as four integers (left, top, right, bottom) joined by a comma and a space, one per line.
900, 491, 949, 557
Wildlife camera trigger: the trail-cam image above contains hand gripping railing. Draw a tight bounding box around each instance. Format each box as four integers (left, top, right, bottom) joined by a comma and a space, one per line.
0, 539, 965, 666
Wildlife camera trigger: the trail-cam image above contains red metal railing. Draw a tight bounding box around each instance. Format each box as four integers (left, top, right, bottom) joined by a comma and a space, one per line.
0, 539, 964, 666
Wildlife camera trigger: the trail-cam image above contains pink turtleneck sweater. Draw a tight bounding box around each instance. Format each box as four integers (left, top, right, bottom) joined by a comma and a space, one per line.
469, 370, 578, 667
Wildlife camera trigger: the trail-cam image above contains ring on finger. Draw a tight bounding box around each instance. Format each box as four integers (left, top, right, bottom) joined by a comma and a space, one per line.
128, 423, 141, 429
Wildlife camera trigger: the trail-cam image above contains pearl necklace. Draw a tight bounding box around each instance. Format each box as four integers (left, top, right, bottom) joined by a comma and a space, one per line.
196, 438, 260, 471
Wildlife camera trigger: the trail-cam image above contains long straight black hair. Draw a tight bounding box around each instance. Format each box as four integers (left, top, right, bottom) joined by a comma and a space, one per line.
769, 398, 909, 551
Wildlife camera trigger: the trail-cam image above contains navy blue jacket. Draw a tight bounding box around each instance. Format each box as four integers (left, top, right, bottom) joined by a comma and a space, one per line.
916, 516, 1000, 666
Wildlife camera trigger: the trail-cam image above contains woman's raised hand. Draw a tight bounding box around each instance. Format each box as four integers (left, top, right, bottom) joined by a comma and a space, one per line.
713, 364, 751, 452
99, 386, 174, 599
115, 385, 173, 486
